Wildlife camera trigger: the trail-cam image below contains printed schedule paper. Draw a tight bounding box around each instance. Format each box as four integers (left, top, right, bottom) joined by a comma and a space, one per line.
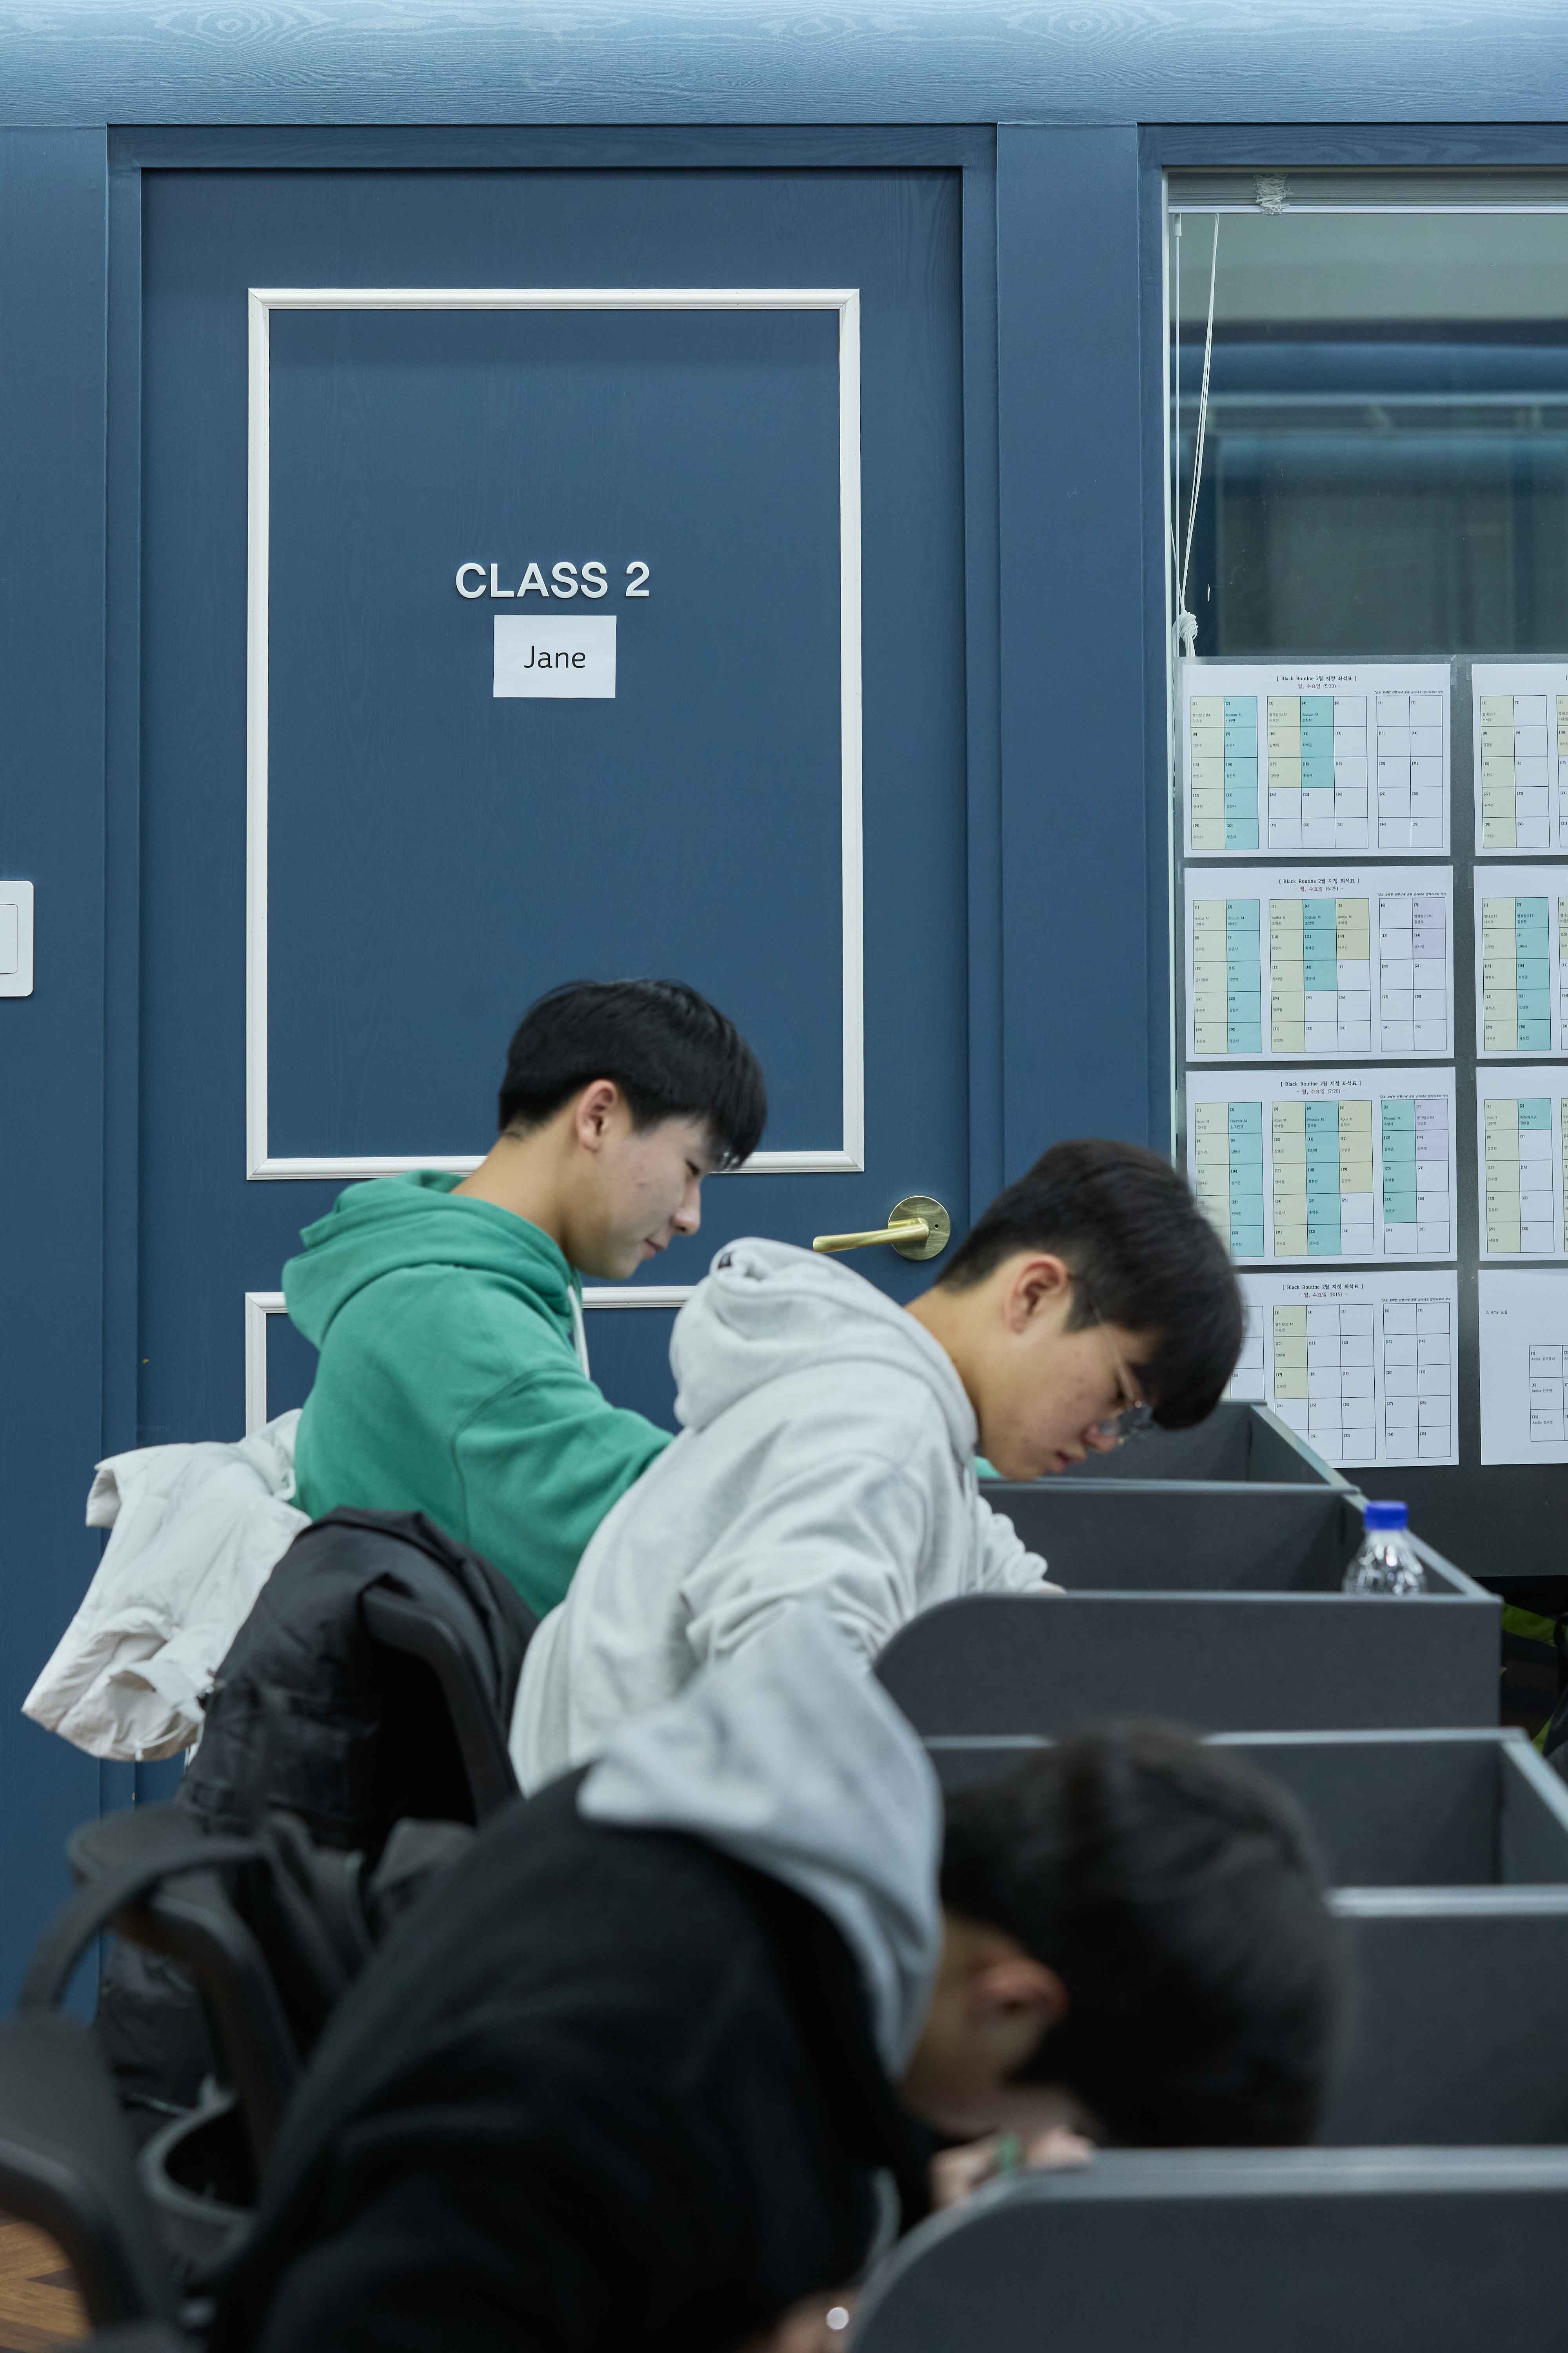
1477, 1067, 1568, 1259
1228, 1271, 1459, 1468
1473, 865, 1568, 1056
1185, 866, 1454, 1062
1473, 663, 1568, 853
1479, 1267, 1568, 1463
1186, 1069, 1457, 1266
1182, 661, 1450, 857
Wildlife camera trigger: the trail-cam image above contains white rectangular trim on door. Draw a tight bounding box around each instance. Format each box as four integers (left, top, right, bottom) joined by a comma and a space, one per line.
243, 1282, 695, 1433
245, 286, 865, 1182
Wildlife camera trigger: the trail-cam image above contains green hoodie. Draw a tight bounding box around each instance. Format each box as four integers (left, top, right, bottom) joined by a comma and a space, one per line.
283, 1171, 673, 1618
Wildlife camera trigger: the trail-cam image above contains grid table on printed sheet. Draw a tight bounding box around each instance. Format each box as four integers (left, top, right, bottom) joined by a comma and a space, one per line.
1475, 1071, 1568, 1260
1187, 869, 1454, 1063
1479, 1269, 1568, 1462
1479, 693, 1556, 851
1185, 1071, 1456, 1265
1381, 1095, 1452, 1256
1270, 1102, 1374, 1258
1228, 1273, 1458, 1465
1382, 1299, 1455, 1461
1183, 664, 1450, 857
1531, 1346, 1568, 1442
1481, 895, 1552, 1051
1269, 897, 1371, 1054
1266, 694, 1368, 850
1474, 867, 1568, 1055
1376, 892, 1449, 1053
1374, 690, 1446, 850
1484, 1097, 1556, 1254
1191, 897, 1263, 1055
1191, 1101, 1265, 1257
1271, 1302, 1377, 1462
1189, 696, 1259, 851
1473, 666, 1568, 854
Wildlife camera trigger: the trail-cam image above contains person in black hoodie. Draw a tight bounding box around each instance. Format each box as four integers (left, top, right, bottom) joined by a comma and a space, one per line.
209, 1613, 1342, 2353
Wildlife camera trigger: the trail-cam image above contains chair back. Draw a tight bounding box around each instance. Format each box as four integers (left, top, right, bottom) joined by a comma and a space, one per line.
0, 2011, 180, 2329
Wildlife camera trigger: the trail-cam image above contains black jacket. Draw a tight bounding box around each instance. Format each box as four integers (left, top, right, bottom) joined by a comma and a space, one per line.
210, 1768, 933, 2353
98, 1509, 535, 2121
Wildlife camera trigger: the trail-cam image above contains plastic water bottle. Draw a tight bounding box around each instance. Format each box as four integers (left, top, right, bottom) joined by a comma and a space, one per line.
1342, 1500, 1426, 1596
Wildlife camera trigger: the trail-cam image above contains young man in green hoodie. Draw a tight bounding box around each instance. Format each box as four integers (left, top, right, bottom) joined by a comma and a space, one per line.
283, 980, 767, 1617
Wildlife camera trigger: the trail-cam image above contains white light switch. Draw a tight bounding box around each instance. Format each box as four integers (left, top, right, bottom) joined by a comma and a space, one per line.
0, 883, 34, 997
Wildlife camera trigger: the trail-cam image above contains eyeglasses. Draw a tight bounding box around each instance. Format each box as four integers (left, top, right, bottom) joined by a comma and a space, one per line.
1094, 1395, 1156, 1447
1081, 1291, 1156, 1447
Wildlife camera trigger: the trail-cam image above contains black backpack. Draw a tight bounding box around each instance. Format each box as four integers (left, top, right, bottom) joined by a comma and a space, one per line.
96, 1509, 535, 2127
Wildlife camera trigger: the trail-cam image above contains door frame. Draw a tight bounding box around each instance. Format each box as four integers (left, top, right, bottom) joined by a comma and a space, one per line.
104, 122, 1006, 1517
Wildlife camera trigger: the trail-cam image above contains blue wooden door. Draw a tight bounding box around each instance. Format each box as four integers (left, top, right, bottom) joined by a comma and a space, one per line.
138, 165, 972, 1442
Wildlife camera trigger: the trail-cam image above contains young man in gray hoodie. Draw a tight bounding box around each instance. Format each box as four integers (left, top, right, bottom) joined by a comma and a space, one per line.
510, 1140, 1245, 1789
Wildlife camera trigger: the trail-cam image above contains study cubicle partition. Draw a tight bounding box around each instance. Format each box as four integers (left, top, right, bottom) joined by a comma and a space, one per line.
847, 2151, 1568, 2353
923, 1727, 1568, 2145
1326, 1889, 1568, 2145
983, 1474, 1366, 1591
878, 1546, 1499, 1737
925, 1729, 1568, 1887
1051, 1401, 1352, 1488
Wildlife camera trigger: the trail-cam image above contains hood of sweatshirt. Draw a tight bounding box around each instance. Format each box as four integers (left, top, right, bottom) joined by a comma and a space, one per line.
670, 1237, 976, 1462
578, 1605, 943, 2075
283, 1171, 580, 1351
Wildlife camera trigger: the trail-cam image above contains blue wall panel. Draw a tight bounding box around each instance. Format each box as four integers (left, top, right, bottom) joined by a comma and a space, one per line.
0, 129, 107, 2000
3, 3, 1568, 129
996, 123, 1153, 1175
265, 302, 843, 1160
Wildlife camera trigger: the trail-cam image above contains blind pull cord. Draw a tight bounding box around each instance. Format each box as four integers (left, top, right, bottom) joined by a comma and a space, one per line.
1174, 214, 1220, 662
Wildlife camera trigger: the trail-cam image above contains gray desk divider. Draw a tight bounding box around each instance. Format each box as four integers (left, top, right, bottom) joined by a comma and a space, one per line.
1328, 1888, 1568, 2145
1052, 1400, 1352, 1489
983, 1478, 1368, 1591
848, 2149, 1568, 2353
878, 1560, 1499, 1737
906, 1751, 1568, 2158
925, 1729, 1568, 1888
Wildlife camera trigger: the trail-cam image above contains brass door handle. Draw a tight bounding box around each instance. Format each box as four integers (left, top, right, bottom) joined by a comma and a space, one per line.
812, 1194, 952, 1262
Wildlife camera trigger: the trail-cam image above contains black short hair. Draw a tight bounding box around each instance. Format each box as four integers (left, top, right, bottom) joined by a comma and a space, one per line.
939, 1724, 1344, 2148
496, 979, 767, 1170
937, 1138, 1244, 1428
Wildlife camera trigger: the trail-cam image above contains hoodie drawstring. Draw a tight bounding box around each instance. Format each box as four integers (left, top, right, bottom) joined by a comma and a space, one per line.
568, 1288, 590, 1377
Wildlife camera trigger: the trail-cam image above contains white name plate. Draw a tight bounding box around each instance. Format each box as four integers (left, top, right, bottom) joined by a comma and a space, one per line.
493, 615, 616, 699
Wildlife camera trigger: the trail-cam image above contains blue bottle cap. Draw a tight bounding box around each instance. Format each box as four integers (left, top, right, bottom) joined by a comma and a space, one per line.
1363, 1500, 1408, 1532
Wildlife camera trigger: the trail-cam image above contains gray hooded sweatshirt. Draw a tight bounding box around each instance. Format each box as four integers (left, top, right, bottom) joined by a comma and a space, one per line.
511, 1236, 1051, 1791
580, 1599, 944, 2077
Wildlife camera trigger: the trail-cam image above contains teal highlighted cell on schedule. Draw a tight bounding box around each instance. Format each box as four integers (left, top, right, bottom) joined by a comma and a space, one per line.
1381, 1097, 1417, 1217
1222, 716, 1258, 845
1223, 789, 1257, 850
1226, 1104, 1264, 1161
